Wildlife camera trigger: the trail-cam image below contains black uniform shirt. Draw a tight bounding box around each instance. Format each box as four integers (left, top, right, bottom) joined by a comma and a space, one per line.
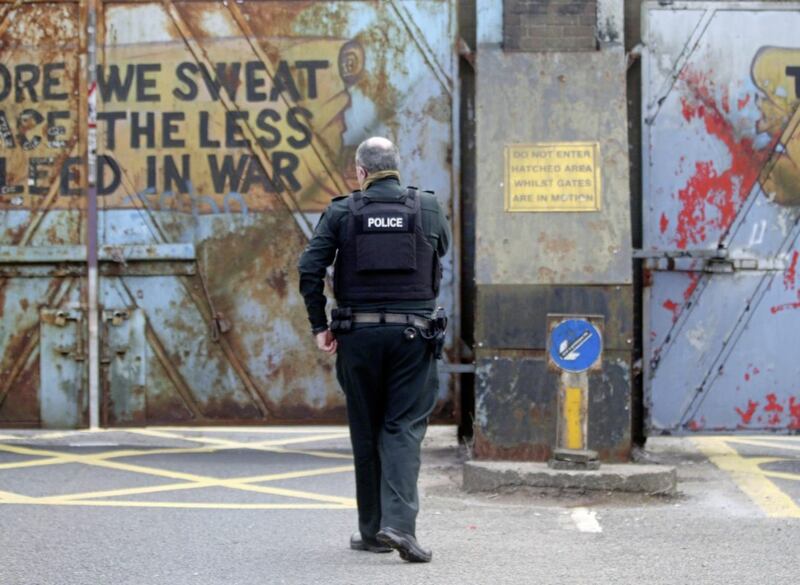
297, 176, 451, 333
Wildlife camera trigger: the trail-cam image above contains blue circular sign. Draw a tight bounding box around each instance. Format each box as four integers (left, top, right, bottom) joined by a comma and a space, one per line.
549, 319, 602, 373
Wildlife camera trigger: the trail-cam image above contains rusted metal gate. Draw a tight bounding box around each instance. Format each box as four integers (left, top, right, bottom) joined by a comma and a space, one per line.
642, 1, 800, 434
0, 0, 459, 428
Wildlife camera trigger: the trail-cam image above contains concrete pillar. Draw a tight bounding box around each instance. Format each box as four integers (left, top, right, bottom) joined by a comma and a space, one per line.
472, 0, 633, 461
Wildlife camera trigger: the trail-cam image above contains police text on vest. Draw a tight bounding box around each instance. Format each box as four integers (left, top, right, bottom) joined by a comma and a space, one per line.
367, 216, 404, 229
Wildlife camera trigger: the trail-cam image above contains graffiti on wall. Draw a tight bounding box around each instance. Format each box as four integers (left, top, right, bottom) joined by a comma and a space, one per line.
0, 37, 363, 213
658, 47, 800, 252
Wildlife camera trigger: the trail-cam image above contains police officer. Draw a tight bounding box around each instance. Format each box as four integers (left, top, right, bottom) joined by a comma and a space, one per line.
297, 136, 450, 563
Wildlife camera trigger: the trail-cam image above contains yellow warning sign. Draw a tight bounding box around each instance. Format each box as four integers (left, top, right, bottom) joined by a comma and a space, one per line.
504, 142, 601, 212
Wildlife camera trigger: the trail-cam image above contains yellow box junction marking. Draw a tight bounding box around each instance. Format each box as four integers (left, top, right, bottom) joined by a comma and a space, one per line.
505, 142, 601, 212
693, 436, 800, 519
0, 428, 355, 510
564, 387, 584, 450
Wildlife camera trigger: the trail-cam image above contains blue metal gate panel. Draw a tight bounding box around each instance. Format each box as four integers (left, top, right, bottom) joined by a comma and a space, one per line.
0, 0, 86, 427
643, 1, 800, 433
0, 0, 458, 428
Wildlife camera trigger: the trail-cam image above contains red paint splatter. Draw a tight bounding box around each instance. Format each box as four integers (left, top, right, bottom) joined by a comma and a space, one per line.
770, 301, 800, 315
770, 251, 800, 314
737, 93, 751, 111
789, 397, 800, 430
768, 413, 782, 425
661, 274, 702, 322
721, 86, 730, 114
662, 299, 680, 322
743, 365, 760, 381
687, 417, 706, 431
735, 400, 759, 424
683, 272, 702, 301
764, 393, 784, 412
660, 212, 669, 234
784, 251, 799, 290
674, 70, 774, 250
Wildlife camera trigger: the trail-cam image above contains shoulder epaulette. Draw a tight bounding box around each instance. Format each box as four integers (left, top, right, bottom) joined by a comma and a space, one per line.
333, 188, 361, 202
330, 190, 352, 202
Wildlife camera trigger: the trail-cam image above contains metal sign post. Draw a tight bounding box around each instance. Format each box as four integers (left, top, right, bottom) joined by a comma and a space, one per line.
86, 0, 100, 430
547, 315, 603, 470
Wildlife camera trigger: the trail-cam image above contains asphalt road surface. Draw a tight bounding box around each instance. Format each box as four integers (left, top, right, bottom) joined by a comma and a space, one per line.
0, 427, 798, 585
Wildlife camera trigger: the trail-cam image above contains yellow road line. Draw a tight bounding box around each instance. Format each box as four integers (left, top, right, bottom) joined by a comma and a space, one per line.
729, 435, 800, 442
0, 442, 355, 506
724, 437, 800, 453
55, 464, 354, 502
0, 457, 66, 471
0, 431, 356, 508
263, 446, 354, 461
151, 426, 349, 434
0, 432, 350, 471
37, 431, 76, 440
694, 437, 800, 518
125, 429, 349, 452
0, 498, 353, 510
0, 489, 33, 501
762, 470, 800, 482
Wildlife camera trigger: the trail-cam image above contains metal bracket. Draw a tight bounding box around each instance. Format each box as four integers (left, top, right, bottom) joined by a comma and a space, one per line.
636, 249, 788, 272
103, 309, 131, 327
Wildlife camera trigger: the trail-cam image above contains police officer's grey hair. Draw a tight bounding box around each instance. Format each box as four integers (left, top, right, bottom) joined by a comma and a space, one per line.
355, 137, 400, 174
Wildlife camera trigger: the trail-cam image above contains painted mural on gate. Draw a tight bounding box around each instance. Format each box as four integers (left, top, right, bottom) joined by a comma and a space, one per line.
656, 48, 800, 253
0, 0, 457, 427
99, 37, 359, 214
752, 48, 800, 208
644, 6, 800, 434
0, 38, 359, 213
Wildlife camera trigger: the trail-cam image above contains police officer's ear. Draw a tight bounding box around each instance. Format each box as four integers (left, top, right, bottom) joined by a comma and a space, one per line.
356, 165, 368, 184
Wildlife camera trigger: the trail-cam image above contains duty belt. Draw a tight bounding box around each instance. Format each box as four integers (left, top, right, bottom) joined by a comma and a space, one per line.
350, 312, 432, 330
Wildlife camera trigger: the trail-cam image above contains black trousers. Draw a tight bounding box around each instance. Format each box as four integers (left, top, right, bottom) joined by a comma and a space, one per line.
335, 324, 437, 538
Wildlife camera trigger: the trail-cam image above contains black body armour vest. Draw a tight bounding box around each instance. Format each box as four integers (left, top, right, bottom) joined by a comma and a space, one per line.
333, 187, 441, 303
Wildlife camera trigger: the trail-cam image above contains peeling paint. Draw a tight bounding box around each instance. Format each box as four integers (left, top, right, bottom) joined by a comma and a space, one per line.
0, 0, 458, 427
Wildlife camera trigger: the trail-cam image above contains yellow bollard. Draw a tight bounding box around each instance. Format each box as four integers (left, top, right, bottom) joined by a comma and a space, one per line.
547, 315, 603, 470
564, 386, 584, 450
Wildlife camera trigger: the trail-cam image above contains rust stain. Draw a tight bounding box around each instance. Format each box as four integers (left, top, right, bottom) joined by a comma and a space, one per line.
202, 395, 261, 421
0, 0, 454, 427
537, 232, 576, 256
0, 349, 40, 425
472, 426, 634, 463
472, 428, 553, 462
537, 267, 557, 283
145, 390, 195, 424
265, 268, 288, 299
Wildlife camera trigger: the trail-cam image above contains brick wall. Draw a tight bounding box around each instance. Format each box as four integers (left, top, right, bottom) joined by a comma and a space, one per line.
504, 0, 597, 52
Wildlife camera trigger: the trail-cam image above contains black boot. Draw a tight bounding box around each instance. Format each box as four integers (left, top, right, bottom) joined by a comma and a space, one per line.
350, 532, 393, 553
376, 527, 432, 563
